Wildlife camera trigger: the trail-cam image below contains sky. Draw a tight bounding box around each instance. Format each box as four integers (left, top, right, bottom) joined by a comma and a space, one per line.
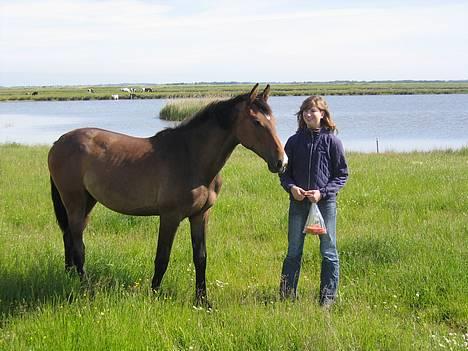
1, 0, 467, 86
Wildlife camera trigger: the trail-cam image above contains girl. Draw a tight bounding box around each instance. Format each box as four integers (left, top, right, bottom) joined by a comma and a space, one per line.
279, 96, 348, 307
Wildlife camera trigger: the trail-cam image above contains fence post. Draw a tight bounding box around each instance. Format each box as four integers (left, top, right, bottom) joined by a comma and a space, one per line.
376, 138, 379, 153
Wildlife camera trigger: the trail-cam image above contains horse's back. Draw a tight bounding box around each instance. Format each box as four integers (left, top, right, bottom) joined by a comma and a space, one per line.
49, 128, 153, 174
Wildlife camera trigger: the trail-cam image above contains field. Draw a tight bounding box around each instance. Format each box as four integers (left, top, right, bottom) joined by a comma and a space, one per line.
1, 81, 468, 101
0, 145, 467, 350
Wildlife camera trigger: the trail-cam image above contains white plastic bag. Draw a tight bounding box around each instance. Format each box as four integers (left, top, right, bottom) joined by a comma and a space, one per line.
303, 203, 327, 235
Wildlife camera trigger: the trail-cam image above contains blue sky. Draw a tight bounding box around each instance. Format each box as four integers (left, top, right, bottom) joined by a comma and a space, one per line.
1, 0, 467, 86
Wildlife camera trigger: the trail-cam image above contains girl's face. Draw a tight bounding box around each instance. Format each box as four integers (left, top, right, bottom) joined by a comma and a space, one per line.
302, 106, 323, 129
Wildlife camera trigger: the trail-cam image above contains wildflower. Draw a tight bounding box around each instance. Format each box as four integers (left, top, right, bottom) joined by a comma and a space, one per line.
215, 280, 227, 288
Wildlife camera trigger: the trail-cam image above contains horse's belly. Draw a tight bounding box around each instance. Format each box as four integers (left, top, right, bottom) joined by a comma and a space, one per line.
83, 172, 160, 216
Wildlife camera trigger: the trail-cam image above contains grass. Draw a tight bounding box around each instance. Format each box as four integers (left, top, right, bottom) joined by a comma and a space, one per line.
159, 98, 220, 121
1, 81, 468, 101
0, 144, 467, 350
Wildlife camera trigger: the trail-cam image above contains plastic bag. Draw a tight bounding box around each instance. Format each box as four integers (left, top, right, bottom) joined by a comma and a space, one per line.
303, 203, 327, 235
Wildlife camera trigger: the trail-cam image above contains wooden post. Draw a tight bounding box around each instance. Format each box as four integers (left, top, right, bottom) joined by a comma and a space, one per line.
376, 138, 379, 153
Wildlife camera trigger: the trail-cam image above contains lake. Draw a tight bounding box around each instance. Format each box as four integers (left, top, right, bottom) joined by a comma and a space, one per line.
0, 95, 467, 152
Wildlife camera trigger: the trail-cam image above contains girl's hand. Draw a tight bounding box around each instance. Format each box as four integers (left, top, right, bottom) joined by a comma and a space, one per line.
290, 186, 306, 201
305, 189, 322, 203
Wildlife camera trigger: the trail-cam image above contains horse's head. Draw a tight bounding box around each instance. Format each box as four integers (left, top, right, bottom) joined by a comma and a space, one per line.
234, 84, 286, 173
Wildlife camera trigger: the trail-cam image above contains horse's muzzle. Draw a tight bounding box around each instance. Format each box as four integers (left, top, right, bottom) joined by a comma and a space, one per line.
269, 157, 288, 174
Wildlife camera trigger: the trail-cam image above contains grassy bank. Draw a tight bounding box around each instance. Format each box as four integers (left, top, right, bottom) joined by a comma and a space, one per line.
0, 145, 467, 350
1, 81, 468, 102
159, 98, 219, 121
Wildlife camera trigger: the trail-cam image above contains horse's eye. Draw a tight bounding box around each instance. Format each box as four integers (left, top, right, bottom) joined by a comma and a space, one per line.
253, 119, 262, 127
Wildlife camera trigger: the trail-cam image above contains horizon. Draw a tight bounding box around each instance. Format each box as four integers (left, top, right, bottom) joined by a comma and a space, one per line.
2, 79, 468, 89
1, 0, 468, 86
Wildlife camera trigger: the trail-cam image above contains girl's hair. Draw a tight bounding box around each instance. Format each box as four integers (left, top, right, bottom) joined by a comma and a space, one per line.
295, 96, 337, 132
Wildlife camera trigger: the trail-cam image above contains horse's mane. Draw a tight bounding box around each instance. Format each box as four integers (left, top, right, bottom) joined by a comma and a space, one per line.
156, 93, 272, 137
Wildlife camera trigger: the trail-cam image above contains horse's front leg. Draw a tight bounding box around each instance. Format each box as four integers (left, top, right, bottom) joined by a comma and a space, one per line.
151, 213, 181, 292
189, 210, 211, 307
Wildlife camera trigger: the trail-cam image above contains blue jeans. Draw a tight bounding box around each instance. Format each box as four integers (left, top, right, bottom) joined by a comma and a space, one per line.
280, 198, 339, 303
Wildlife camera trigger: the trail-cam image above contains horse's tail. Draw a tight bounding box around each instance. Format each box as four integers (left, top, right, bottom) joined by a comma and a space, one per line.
50, 177, 68, 232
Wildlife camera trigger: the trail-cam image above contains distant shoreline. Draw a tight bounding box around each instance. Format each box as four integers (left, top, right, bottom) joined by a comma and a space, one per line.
1, 81, 467, 102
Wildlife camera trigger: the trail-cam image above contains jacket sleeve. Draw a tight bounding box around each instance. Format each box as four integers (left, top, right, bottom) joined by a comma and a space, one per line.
279, 137, 296, 193
319, 137, 348, 199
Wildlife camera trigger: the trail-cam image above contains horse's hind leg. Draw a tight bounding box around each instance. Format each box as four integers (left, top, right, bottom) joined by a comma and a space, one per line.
189, 210, 210, 306
63, 229, 74, 272
151, 214, 181, 292
50, 178, 75, 272
62, 191, 96, 278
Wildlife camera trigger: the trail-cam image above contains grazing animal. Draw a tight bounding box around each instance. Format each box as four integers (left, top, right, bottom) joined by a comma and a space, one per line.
31, 91, 38, 95
111, 94, 119, 100
87, 88, 95, 93
142, 87, 153, 92
120, 88, 131, 93
48, 84, 285, 305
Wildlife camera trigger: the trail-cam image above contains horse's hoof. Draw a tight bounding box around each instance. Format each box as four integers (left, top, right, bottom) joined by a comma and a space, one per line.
151, 283, 160, 294
78, 270, 89, 283
65, 265, 74, 275
195, 296, 212, 309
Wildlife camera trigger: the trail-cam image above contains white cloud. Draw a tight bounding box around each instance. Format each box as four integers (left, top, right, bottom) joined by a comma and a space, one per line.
1, 0, 467, 85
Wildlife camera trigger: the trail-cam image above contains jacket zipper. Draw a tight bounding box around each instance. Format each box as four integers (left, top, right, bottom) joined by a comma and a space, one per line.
308, 131, 321, 190
307, 132, 314, 189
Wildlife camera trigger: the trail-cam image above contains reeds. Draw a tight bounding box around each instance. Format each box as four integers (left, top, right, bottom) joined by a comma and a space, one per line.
159, 98, 221, 121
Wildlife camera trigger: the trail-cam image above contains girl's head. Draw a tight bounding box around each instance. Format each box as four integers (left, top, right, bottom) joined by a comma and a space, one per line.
295, 96, 336, 132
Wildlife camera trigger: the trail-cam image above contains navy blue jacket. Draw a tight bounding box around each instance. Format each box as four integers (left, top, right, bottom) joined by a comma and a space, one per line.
280, 128, 349, 201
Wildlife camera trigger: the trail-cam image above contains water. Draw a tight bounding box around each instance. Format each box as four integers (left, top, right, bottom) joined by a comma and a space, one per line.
0, 95, 467, 152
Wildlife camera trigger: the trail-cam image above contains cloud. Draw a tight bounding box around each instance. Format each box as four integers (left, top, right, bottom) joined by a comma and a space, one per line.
1, 0, 467, 85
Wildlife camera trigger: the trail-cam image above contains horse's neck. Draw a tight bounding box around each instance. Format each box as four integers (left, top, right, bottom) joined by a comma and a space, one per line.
183, 120, 238, 183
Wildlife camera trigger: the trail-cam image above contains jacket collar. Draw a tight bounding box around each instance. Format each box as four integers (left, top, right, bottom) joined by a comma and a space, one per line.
297, 127, 330, 136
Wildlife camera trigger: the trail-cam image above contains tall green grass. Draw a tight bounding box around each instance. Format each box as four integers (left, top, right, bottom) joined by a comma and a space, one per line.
159, 98, 220, 121
0, 144, 467, 350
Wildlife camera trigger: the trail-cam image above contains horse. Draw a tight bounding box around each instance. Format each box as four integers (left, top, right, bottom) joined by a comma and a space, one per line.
48, 84, 285, 305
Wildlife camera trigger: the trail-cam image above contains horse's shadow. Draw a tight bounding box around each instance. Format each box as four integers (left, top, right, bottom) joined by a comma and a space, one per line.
0, 262, 154, 319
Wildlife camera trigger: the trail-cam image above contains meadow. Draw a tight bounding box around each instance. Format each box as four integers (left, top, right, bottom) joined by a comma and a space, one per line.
1, 81, 468, 101
0, 144, 467, 350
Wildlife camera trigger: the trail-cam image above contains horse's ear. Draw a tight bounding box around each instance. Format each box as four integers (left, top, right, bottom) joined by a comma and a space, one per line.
261, 84, 270, 101
249, 83, 259, 104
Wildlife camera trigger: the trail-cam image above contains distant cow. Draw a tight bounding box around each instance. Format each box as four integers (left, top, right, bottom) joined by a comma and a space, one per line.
31, 91, 38, 95
120, 88, 131, 93
88, 88, 95, 93
142, 87, 153, 92
111, 94, 119, 100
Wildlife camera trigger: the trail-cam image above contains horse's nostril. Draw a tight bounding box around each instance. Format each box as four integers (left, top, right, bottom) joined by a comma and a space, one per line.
276, 160, 283, 170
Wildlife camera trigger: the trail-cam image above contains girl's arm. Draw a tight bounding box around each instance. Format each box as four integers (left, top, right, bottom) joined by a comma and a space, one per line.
319, 138, 348, 199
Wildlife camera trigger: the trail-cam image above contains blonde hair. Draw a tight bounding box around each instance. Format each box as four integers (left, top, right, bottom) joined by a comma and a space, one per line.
295, 96, 337, 132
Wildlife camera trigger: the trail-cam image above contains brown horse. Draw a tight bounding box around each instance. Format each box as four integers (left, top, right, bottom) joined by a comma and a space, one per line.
48, 84, 285, 305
